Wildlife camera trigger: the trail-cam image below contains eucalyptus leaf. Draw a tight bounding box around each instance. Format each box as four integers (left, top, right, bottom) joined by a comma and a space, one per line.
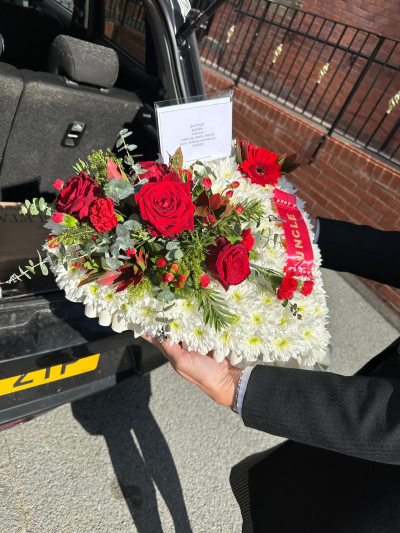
30, 204, 39, 216
20, 206, 28, 215
124, 155, 134, 166
155, 317, 174, 324
116, 235, 135, 249
119, 128, 128, 135
110, 242, 120, 258
25, 199, 31, 208
123, 220, 142, 230
106, 257, 122, 270
40, 263, 48, 276
174, 248, 183, 259
166, 241, 179, 250
127, 144, 137, 151
157, 291, 175, 302
116, 137, 124, 148
39, 197, 46, 211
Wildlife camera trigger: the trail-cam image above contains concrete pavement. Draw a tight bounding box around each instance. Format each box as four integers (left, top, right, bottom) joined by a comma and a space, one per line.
0, 269, 398, 533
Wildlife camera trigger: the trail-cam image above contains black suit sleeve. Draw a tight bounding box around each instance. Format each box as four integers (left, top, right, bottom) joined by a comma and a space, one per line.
242, 365, 400, 465
317, 217, 400, 289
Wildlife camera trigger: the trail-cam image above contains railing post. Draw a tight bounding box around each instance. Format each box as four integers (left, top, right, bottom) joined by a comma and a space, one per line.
234, 1, 271, 86
309, 35, 385, 163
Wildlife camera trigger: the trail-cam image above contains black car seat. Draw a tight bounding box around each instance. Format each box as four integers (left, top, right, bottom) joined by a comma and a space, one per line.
0, 34, 23, 171
0, 35, 142, 199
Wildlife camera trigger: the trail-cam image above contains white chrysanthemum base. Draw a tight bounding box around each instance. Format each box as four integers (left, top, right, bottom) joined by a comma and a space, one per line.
48, 158, 332, 372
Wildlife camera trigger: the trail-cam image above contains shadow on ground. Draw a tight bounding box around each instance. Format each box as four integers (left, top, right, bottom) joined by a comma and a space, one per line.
72, 374, 192, 533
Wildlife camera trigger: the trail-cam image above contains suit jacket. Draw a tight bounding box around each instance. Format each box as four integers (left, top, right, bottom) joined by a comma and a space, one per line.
233, 218, 400, 533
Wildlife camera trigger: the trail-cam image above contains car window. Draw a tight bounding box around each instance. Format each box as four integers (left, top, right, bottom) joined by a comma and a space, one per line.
51, 0, 74, 12
104, 0, 146, 66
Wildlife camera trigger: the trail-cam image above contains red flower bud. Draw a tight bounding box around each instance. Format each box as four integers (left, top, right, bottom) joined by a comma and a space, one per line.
200, 273, 210, 288
53, 179, 64, 191
126, 248, 136, 258
46, 235, 58, 249
226, 190, 234, 198
156, 258, 167, 267
231, 181, 240, 189
235, 205, 243, 214
170, 263, 179, 272
202, 177, 212, 189
165, 272, 174, 283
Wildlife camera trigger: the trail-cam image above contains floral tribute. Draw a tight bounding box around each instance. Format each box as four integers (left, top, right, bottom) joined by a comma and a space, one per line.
9, 131, 331, 369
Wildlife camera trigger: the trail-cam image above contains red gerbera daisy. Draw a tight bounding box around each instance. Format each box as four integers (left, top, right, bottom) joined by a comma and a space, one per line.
239, 146, 282, 187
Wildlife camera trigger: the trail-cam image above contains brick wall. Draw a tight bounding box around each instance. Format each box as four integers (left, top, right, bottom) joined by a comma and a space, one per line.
203, 67, 400, 316
198, 1, 400, 162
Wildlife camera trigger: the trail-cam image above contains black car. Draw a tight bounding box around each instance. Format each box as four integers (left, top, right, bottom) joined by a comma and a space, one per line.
0, 0, 214, 429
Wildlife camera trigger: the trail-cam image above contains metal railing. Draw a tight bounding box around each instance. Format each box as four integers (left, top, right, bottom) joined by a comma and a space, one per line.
105, 0, 146, 35
192, 0, 400, 166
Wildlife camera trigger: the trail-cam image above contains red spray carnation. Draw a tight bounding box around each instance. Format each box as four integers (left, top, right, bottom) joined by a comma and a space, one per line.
239, 146, 282, 187
277, 274, 298, 300
89, 198, 118, 233
134, 173, 196, 237
56, 171, 101, 222
206, 237, 251, 291
241, 228, 255, 251
300, 280, 314, 296
202, 177, 212, 189
140, 161, 170, 181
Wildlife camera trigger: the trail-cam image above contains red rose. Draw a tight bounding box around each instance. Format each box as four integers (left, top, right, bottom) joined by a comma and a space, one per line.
134, 173, 196, 237
140, 161, 169, 181
90, 198, 118, 233
300, 280, 314, 296
277, 274, 298, 300
56, 171, 101, 222
206, 237, 251, 291
241, 228, 255, 251
202, 177, 212, 189
239, 146, 282, 187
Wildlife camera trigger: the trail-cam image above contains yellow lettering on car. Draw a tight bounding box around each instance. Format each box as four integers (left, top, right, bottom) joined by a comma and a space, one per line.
0, 354, 100, 396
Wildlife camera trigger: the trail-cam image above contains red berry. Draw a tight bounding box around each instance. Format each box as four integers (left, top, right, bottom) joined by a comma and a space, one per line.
226, 190, 234, 198
156, 258, 167, 267
235, 205, 244, 214
161, 274, 168, 284
165, 273, 174, 283
170, 263, 179, 272
126, 248, 136, 257
176, 282, 185, 289
179, 274, 187, 282
200, 273, 210, 288
46, 235, 58, 249
231, 181, 240, 189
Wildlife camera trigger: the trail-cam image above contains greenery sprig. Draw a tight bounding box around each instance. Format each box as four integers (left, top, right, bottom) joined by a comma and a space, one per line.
196, 287, 236, 332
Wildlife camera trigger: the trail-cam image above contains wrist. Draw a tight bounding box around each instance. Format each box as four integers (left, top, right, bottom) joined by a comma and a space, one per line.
228, 367, 243, 409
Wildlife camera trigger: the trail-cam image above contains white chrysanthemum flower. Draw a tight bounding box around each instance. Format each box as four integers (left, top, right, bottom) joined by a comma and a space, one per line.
209, 157, 242, 182
184, 323, 215, 354
241, 334, 267, 361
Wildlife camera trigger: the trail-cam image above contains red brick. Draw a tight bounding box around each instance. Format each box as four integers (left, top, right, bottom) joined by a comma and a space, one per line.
358, 202, 382, 223
380, 286, 400, 306
309, 190, 330, 208
345, 204, 365, 224
386, 301, 400, 316
349, 170, 371, 189
326, 203, 348, 220
378, 217, 399, 231
369, 183, 396, 206
374, 200, 399, 222
355, 186, 377, 207
337, 186, 360, 206
335, 172, 358, 191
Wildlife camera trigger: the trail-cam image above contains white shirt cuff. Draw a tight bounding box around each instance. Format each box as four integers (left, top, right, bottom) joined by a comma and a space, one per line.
313, 218, 320, 244
237, 366, 254, 417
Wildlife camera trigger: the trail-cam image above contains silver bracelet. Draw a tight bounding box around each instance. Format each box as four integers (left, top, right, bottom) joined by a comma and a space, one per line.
231, 368, 246, 414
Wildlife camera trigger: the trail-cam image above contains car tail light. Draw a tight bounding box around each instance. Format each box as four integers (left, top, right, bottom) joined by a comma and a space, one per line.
0, 418, 28, 432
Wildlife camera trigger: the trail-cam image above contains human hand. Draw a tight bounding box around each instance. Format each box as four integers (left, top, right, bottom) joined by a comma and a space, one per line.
141, 334, 242, 407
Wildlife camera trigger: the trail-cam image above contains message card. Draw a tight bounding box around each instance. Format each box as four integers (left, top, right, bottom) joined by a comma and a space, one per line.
155, 93, 233, 166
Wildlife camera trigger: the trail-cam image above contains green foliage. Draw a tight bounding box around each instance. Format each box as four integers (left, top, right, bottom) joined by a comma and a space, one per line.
86, 149, 124, 187
57, 223, 98, 245
126, 276, 152, 305
7, 252, 49, 284
196, 288, 236, 332
19, 197, 52, 218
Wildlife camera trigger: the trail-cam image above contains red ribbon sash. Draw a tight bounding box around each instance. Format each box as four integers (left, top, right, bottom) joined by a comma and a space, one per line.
273, 189, 314, 278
